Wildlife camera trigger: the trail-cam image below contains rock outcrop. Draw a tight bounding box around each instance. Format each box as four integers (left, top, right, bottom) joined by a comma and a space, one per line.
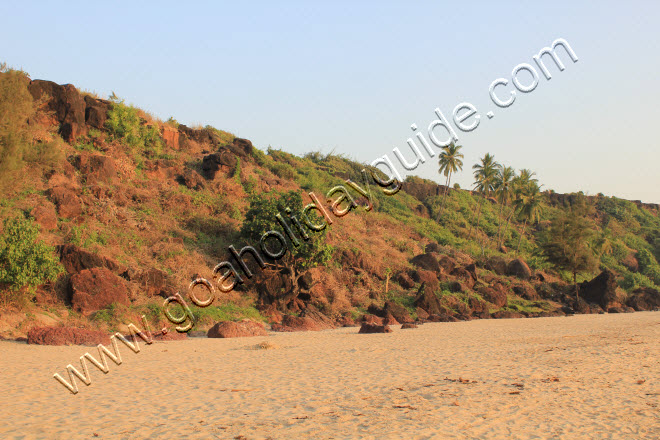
207, 320, 268, 338
578, 270, 626, 310
27, 326, 111, 346
410, 253, 441, 273
413, 283, 443, 315
69, 267, 131, 315
358, 323, 392, 334
507, 258, 532, 280
626, 287, 660, 311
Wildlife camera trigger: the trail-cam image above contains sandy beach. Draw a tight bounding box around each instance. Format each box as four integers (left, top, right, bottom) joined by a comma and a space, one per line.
0, 312, 658, 440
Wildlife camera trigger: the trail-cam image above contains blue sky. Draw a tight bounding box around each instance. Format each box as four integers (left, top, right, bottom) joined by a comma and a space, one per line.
2, 1, 658, 202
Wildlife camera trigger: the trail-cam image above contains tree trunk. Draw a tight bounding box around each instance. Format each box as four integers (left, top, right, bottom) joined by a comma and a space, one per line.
437, 171, 452, 221
516, 219, 527, 253
495, 201, 505, 247
468, 196, 483, 240
500, 207, 516, 249
574, 272, 579, 301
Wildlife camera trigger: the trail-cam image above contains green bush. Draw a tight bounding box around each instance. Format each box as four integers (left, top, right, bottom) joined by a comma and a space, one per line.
106, 95, 162, 157
637, 248, 660, 286
268, 161, 296, 180
620, 271, 657, 291
0, 216, 63, 292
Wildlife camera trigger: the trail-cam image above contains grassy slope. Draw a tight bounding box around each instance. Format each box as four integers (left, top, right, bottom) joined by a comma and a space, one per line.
1, 77, 659, 336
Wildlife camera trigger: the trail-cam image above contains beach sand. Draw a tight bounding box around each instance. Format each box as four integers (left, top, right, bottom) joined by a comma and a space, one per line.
0, 312, 658, 439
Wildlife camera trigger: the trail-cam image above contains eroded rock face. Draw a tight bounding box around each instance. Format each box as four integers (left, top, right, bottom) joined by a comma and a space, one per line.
579, 270, 626, 310
78, 154, 117, 185
134, 268, 174, 298
513, 284, 540, 301
410, 253, 441, 273
160, 124, 180, 150
383, 313, 400, 326
59, 244, 121, 274
358, 323, 392, 334
410, 270, 440, 292
28, 80, 86, 142
437, 255, 457, 274
230, 138, 253, 157
256, 269, 294, 306
337, 314, 356, 327
626, 287, 660, 311
401, 323, 418, 329
201, 150, 237, 179
207, 320, 267, 338
485, 256, 508, 275
478, 284, 508, 308
507, 258, 532, 280
383, 301, 413, 324
396, 272, 415, 289
31, 203, 58, 231
178, 168, 205, 190
451, 266, 476, 289
491, 310, 524, 319
83, 95, 111, 130
48, 186, 83, 219
299, 309, 335, 330
468, 296, 489, 315
270, 315, 321, 332
69, 267, 131, 315
413, 283, 443, 316
27, 326, 111, 346
360, 314, 384, 325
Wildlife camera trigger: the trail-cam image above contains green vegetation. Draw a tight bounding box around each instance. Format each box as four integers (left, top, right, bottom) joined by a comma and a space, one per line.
0, 216, 63, 300
637, 248, 660, 285
0, 64, 62, 195
240, 190, 333, 302
539, 208, 598, 298
106, 93, 163, 157
190, 303, 265, 330
437, 143, 464, 216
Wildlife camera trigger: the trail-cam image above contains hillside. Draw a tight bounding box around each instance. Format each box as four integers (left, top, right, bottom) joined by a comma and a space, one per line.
1, 66, 659, 339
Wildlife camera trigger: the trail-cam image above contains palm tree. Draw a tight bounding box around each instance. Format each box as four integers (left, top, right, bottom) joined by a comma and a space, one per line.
437, 143, 464, 219
468, 153, 498, 240
494, 165, 515, 248
514, 181, 543, 253
501, 169, 537, 249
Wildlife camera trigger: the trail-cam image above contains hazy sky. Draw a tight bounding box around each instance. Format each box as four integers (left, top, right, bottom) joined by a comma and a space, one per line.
2, 1, 658, 203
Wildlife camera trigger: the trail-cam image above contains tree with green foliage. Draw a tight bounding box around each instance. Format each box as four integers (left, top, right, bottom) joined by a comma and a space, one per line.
0, 63, 62, 194
240, 190, 333, 305
0, 216, 63, 302
539, 210, 598, 299
469, 153, 499, 240
514, 181, 543, 253
501, 169, 536, 249
437, 143, 464, 218
637, 248, 660, 286
106, 93, 162, 157
494, 165, 515, 248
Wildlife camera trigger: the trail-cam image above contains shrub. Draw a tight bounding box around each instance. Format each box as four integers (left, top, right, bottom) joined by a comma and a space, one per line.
0, 216, 63, 293
106, 94, 162, 157
0, 64, 63, 192
620, 272, 656, 292
268, 161, 296, 180
637, 248, 660, 286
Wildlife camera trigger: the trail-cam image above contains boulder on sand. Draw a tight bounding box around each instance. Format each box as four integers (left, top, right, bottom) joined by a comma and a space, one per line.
207, 320, 268, 338
27, 326, 111, 346
358, 323, 392, 334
